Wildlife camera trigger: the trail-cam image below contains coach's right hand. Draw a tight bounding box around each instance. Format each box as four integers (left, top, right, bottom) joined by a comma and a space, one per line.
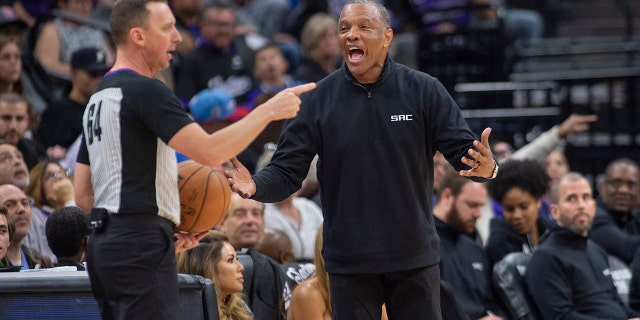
255, 82, 315, 121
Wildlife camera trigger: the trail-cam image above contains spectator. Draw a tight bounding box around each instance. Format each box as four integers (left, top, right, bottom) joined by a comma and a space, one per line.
0, 5, 29, 45
590, 158, 640, 264
177, 230, 254, 320
263, 191, 323, 262
37, 47, 110, 152
485, 159, 556, 267
286, 225, 331, 320
0, 34, 47, 115
544, 149, 569, 197
0, 142, 55, 262
226, 1, 499, 318
45, 206, 90, 270
0, 184, 53, 270
34, 0, 114, 79
254, 228, 295, 264
217, 192, 288, 320
257, 141, 323, 262
170, 0, 204, 57
0, 93, 46, 170
0, 36, 23, 95
525, 172, 640, 319
174, 3, 262, 108
218, 193, 265, 251
433, 170, 505, 319
229, 0, 300, 72
294, 13, 341, 83
25, 159, 75, 215
0, 205, 12, 268
244, 43, 303, 113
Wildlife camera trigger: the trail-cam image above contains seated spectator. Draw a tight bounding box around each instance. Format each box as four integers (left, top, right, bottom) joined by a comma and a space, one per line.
485, 159, 556, 267
544, 149, 569, 199
218, 192, 287, 320
170, 0, 204, 57
287, 225, 331, 320
294, 13, 341, 83
45, 206, 89, 270
257, 143, 323, 262
0, 142, 55, 262
0, 5, 29, 45
176, 230, 254, 320
25, 159, 75, 216
218, 193, 265, 251
0, 184, 53, 270
590, 158, 640, 264
34, 0, 114, 79
244, 43, 303, 113
37, 47, 110, 151
174, 3, 260, 108
254, 228, 295, 264
433, 171, 506, 319
0, 36, 23, 95
0, 93, 46, 169
0, 34, 47, 115
525, 172, 640, 319
0, 205, 13, 268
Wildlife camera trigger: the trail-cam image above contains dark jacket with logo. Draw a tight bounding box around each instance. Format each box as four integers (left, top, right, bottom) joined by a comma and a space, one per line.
435, 217, 505, 319
253, 57, 485, 274
525, 227, 639, 320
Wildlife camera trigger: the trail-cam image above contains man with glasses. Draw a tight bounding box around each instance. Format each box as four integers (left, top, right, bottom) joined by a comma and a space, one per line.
590, 158, 640, 264
174, 3, 262, 108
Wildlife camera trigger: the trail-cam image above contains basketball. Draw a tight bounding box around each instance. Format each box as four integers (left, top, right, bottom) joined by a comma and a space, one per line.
176, 160, 232, 234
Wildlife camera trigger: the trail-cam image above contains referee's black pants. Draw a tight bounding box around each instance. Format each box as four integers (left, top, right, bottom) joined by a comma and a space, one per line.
87, 213, 178, 320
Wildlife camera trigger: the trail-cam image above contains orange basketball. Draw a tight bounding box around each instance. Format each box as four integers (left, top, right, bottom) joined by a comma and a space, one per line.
176, 160, 231, 234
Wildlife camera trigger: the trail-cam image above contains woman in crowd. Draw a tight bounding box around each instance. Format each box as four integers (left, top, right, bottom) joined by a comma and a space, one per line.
0, 36, 23, 95
34, 0, 113, 78
287, 225, 331, 320
485, 159, 556, 267
25, 159, 75, 216
294, 13, 341, 83
176, 230, 253, 320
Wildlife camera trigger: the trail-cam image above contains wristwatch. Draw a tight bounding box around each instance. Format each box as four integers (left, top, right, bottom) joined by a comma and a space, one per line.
489, 160, 499, 179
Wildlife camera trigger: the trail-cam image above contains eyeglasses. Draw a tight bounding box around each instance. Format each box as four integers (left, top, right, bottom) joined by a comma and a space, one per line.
43, 170, 69, 182
605, 179, 639, 191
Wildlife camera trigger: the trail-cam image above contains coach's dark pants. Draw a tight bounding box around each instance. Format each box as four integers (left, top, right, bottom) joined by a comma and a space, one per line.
329, 264, 442, 320
87, 213, 178, 320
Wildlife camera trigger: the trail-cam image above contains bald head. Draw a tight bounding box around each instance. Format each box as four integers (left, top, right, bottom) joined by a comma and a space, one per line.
254, 228, 294, 264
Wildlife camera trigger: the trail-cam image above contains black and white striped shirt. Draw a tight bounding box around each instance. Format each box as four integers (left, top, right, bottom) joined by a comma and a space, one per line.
77, 69, 193, 225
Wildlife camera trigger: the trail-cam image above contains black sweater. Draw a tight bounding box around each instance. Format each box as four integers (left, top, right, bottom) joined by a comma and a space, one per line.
435, 217, 504, 319
253, 57, 484, 274
525, 227, 638, 320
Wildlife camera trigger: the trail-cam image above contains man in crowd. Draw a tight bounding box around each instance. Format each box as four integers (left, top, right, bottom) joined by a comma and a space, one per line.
525, 173, 640, 319
433, 170, 505, 319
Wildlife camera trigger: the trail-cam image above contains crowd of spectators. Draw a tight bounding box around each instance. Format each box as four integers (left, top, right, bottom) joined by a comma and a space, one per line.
0, 1, 638, 320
